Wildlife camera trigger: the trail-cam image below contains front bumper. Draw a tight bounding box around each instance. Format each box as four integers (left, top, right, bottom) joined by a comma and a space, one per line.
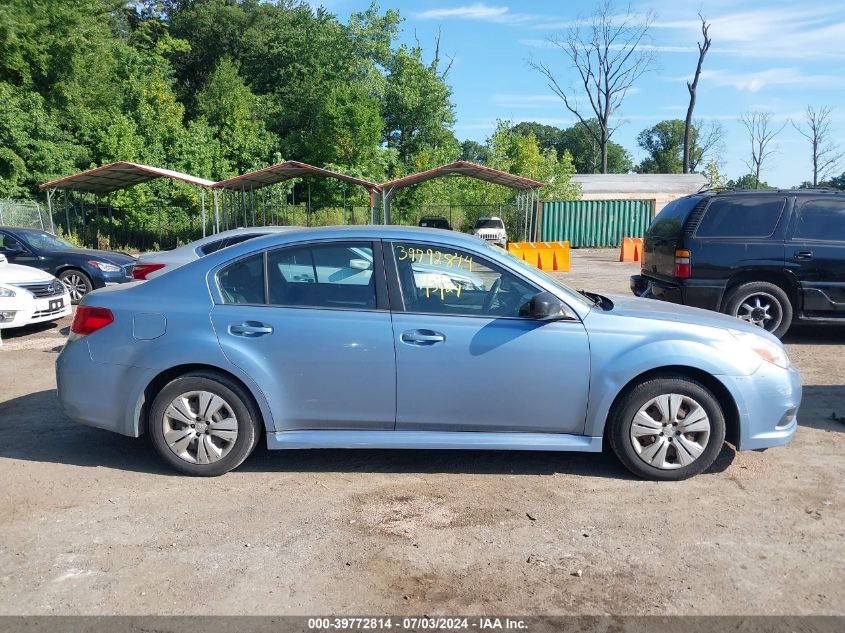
0, 292, 72, 329
721, 362, 802, 451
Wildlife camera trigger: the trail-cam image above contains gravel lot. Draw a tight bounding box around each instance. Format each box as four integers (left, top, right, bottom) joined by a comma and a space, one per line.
0, 249, 842, 615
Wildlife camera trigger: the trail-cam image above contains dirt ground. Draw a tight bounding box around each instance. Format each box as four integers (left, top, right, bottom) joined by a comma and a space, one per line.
0, 249, 842, 616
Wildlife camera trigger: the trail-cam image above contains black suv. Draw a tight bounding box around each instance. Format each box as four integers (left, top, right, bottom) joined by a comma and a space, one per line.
630, 189, 845, 338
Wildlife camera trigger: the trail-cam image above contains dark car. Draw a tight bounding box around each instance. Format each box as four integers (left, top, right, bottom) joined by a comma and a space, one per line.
418, 216, 451, 230
630, 189, 845, 338
0, 227, 135, 303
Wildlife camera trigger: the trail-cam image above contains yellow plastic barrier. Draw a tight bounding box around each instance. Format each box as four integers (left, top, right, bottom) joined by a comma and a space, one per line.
521, 243, 541, 268
552, 241, 571, 272
632, 237, 643, 262
537, 243, 555, 271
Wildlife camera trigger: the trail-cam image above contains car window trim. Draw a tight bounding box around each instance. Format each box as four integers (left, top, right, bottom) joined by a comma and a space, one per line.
383, 239, 580, 322
693, 196, 787, 240
212, 239, 389, 311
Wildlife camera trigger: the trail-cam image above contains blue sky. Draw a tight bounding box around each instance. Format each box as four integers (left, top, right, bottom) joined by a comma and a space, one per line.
317, 0, 845, 186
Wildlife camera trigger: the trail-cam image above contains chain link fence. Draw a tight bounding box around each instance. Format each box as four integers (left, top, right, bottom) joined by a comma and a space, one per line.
0, 199, 53, 231
390, 203, 528, 241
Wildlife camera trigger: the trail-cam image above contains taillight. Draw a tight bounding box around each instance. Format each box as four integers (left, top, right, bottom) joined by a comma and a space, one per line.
70, 306, 114, 336
674, 249, 691, 278
132, 263, 165, 280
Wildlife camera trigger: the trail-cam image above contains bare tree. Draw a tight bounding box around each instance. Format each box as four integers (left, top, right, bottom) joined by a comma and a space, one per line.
528, 1, 655, 173
792, 106, 843, 186
689, 119, 724, 172
741, 110, 786, 189
683, 13, 712, 173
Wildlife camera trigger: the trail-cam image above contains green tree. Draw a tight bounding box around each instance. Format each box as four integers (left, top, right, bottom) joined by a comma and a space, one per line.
558, 121, 632, 174
727, 174, 772, 190
637, 119, 688, 173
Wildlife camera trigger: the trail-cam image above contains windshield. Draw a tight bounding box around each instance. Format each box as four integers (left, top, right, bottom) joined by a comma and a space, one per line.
474, 219, 504, 229
18, 230, 74, 250
489, 244, 594, 308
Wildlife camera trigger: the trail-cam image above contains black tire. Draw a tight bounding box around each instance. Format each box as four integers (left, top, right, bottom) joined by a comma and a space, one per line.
608, 375, 726, 481
58, 269, 93, 304
149, 372, 262, 476
722, 281, 793, 339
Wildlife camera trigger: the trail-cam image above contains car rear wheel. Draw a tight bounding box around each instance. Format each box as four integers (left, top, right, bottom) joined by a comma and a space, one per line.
608, 376, 726, 481
723, 281, 792, 339
58, 269, 92, 304
149, 373, 262, 476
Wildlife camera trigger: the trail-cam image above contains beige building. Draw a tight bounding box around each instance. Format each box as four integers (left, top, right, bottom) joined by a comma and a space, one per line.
571, 173, 708, 215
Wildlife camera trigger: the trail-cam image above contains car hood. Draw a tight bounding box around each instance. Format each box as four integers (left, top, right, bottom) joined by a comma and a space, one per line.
42, 248, 136, 265
0, 262, 57, 284
597, 293, 773, 338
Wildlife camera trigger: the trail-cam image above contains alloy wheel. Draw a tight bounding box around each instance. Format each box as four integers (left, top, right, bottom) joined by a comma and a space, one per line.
735, 292, 782, 332
162, 390, 239, 465
61, 273, 88, 302
629, 393, 711, 470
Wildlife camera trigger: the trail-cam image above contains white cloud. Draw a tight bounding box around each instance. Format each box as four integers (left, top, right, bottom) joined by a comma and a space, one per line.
688, 68, 840, 93
413, 3, 534, 24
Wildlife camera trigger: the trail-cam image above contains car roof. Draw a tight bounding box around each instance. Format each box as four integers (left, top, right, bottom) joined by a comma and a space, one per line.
703, 188, 844, 198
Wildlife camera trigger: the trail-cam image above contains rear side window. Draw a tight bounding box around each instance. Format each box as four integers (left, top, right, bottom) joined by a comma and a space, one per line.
794, 199, 845, 241
695, 197, 785, 238
218, 253, 265, 304
267, 242, 376, 310
647, 197, 699, 240
200, 238, 228, 256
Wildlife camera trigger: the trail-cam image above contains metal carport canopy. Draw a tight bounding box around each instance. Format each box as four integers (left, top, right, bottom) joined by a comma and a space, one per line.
378, 160, 544, 228
380, 160, 544, 191
213, 160, 381, 227
38, 161, 216, 237
39, 161, 215, 193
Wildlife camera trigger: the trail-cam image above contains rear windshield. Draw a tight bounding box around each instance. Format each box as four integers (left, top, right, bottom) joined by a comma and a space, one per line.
647, 197, 701, 240
696, 196, 786, 238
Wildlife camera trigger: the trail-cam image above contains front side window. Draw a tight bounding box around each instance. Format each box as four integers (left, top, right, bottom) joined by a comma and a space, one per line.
695, 197, 786, 238
218, 253, 265, 304
392, 242, 537, 318
267, 242, 377, 310
794, 199, 845, 242
0, 232, 25, 250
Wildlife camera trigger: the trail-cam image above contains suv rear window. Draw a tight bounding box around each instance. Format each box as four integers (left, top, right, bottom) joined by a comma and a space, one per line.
794, 199, 845, 241
647, 197, 700, 240
695, 196, 785, 238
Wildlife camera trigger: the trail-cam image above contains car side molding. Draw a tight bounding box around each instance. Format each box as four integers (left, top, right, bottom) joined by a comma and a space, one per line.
266, 430, 603, 452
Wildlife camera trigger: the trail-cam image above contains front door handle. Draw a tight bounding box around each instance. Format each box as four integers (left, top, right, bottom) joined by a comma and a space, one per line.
229, 321, 274, 337
401, 329, 446, 346
794, 250, 814, 261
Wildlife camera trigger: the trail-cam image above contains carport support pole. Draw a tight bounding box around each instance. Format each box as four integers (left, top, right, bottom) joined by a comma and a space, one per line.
63, 191, 70, 236
382, 187, 394, 225
212, 189, 220, 234
200, 189, 206, 238
45, 188, 56, 232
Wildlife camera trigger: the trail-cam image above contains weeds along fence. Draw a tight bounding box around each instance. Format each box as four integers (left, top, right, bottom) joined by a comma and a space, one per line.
391, 203, 524, 237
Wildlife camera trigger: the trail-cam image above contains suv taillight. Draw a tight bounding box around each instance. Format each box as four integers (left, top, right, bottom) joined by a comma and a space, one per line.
70, 306, 113, 336
674, 250, 691, 278
132, 263, 165, 280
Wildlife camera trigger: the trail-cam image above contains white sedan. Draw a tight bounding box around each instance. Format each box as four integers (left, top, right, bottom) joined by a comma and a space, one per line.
132, 227, 295, 280
0, 254, 71, 329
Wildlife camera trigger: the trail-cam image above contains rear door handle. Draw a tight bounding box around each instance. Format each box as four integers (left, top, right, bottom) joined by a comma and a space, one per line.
229, 321, 274, 337
794, 251, 814, 261
401, 329, 446, 346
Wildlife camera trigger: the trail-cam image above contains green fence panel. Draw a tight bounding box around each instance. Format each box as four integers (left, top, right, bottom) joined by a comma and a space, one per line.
539, 199, 653, 247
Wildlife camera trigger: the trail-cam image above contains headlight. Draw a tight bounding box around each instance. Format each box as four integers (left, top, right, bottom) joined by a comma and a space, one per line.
88, 260, 122, 273
730, 330, 790, 369
0, 287, 16, 297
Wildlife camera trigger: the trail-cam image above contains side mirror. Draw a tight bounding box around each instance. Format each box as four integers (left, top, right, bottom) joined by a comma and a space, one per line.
519, 291, 568, 320
349, 258, 372, 271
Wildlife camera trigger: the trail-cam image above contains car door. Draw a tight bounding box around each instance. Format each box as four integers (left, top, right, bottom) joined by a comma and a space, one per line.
387, 240, 591, 434
788, 197, 845, 315
209, 240, 397, 431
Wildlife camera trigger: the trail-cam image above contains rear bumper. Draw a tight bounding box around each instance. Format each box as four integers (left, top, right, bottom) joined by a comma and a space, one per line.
631, 275, 726, 311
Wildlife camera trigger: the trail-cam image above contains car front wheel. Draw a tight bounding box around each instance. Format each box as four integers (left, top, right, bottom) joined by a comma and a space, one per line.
149, 372, 262, 476
608, 376, 726, 481
58, 269, 93, 304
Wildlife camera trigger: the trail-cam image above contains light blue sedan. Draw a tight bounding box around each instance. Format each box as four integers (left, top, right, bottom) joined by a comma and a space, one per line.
56, 226, 801, 479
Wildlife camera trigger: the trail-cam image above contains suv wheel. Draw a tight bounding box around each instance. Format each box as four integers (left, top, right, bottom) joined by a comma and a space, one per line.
722, 281, 792, 338
608, 376, 726, 481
